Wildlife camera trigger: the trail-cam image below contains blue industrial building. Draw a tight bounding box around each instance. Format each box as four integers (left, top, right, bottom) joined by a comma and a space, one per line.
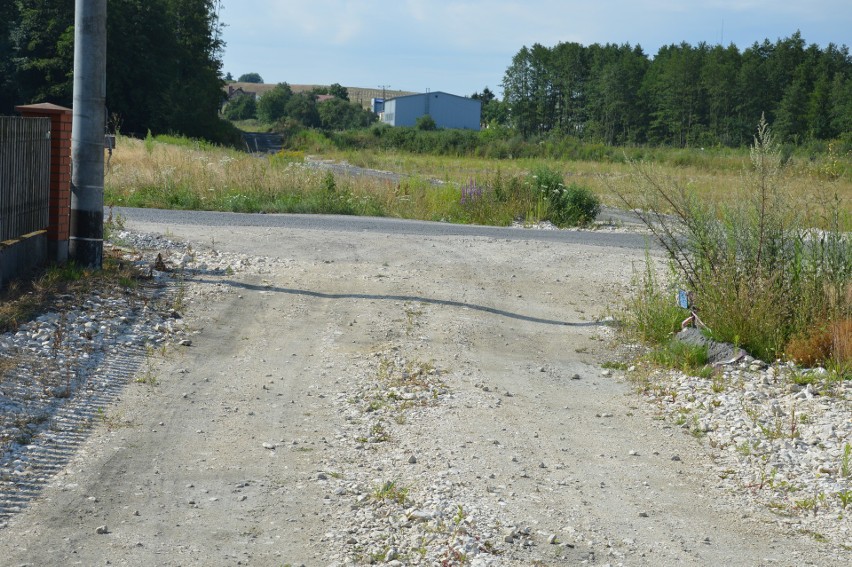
381, 91, 481, 130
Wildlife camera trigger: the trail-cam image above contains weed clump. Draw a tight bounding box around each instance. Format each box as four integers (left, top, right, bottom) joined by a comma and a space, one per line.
526, 165, 601, 227
624, 254, 686, 344
620, 117, 852, 367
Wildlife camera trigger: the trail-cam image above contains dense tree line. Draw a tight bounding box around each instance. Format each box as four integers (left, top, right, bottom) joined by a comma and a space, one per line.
1, 0, 240, 145
6, 4, 846, 152
501, 33, 852, 147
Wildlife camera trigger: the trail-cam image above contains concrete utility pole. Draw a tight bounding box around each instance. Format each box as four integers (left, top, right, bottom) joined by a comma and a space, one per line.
70, 0, 107, 268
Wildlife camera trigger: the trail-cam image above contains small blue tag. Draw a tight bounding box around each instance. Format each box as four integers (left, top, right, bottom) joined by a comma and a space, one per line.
677, 290, 690, 310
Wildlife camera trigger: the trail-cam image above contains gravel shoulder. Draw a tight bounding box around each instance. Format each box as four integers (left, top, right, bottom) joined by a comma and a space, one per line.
0, 218, 846, 565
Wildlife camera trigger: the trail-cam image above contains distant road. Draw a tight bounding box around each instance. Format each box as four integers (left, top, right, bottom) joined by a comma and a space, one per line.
241, 132, 283, 154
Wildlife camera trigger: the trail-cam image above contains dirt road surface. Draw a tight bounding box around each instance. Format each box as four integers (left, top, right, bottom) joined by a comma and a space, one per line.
0, 217, 838, 566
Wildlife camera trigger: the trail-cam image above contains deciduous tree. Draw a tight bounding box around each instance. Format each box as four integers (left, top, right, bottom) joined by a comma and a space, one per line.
328, 83, 349, 101
238, 72, 263, 83
285, 93, 320, 128
223, 94, 257, 121
257, 83, 293, 123
3, 0, 236, 144
318, 98, 375, 130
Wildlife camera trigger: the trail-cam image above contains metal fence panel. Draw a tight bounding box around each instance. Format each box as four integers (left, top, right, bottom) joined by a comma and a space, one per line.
0, 116, 51, 242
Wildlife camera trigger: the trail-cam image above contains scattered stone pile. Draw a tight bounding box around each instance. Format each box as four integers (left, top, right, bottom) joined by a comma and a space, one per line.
0, 293, 185, 448
626, 346, 852, 547
113, 230, 290, 276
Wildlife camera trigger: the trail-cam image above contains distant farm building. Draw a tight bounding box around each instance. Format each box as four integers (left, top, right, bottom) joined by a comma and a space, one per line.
225, 86, 251, 101
225, 83, 279, 100
381, 92, 481, 130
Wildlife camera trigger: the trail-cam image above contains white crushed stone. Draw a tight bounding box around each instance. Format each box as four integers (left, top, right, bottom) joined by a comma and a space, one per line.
622, 353, 852, 548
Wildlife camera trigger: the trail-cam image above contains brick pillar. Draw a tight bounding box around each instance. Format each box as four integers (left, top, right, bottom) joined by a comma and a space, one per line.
16, 102, 72, 264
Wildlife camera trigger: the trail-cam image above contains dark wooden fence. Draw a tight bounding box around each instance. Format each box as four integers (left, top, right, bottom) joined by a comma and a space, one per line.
0, 116, 51, 242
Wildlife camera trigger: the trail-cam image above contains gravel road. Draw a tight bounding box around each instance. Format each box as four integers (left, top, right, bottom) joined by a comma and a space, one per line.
0, 212, 843, 565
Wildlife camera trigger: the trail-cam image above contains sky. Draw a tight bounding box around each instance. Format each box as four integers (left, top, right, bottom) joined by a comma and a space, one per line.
218, 1, 852, 97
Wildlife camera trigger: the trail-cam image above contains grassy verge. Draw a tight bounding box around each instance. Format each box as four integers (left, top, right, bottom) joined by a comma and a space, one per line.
107, 129, 851, 229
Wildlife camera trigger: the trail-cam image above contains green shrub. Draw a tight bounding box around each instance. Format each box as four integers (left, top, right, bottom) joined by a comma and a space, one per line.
525, 165, 601, 227
257, 83, 293, 123
548, 183, 601, 227
223, 94, 257, 121
527, 164, 564, 194
144, 129, 154, 154
647, 340, 709, 372
415, 114, 437, 131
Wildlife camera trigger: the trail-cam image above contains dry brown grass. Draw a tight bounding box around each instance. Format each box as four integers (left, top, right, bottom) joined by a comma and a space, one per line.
786, 327, 835, 367
785, 319, 852, 367
106, 136, 323, 201
0, 355, 14, 376
835, 319, 852, 364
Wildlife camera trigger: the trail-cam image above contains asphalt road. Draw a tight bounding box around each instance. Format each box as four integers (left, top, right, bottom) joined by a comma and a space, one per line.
241, 131, 283, 154
113, 207, 653, 251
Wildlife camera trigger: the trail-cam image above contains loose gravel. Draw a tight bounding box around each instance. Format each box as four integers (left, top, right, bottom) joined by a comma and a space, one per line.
626, 350, 852, 549
0, 231, 286, 527
0, 225, 849, 565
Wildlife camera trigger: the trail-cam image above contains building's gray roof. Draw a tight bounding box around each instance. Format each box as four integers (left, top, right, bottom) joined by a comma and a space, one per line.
385, 91, 476, 103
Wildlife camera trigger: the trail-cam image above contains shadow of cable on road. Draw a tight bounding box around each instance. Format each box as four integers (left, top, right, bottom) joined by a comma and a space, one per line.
197, 278, 609, 328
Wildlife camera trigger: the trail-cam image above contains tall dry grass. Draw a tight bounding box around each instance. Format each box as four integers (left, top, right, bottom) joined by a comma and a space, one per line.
330, 146, 851, 227
106, 135, 505, 220
107, 136, 318, 210
104, 135, 599, 226
107, 132, 851, 228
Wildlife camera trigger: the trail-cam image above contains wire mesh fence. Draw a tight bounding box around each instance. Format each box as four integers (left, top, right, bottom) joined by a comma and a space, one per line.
0, 117, 51, 242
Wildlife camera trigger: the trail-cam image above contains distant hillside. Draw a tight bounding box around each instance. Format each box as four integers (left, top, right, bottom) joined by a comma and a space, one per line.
224, 82, 416, 109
